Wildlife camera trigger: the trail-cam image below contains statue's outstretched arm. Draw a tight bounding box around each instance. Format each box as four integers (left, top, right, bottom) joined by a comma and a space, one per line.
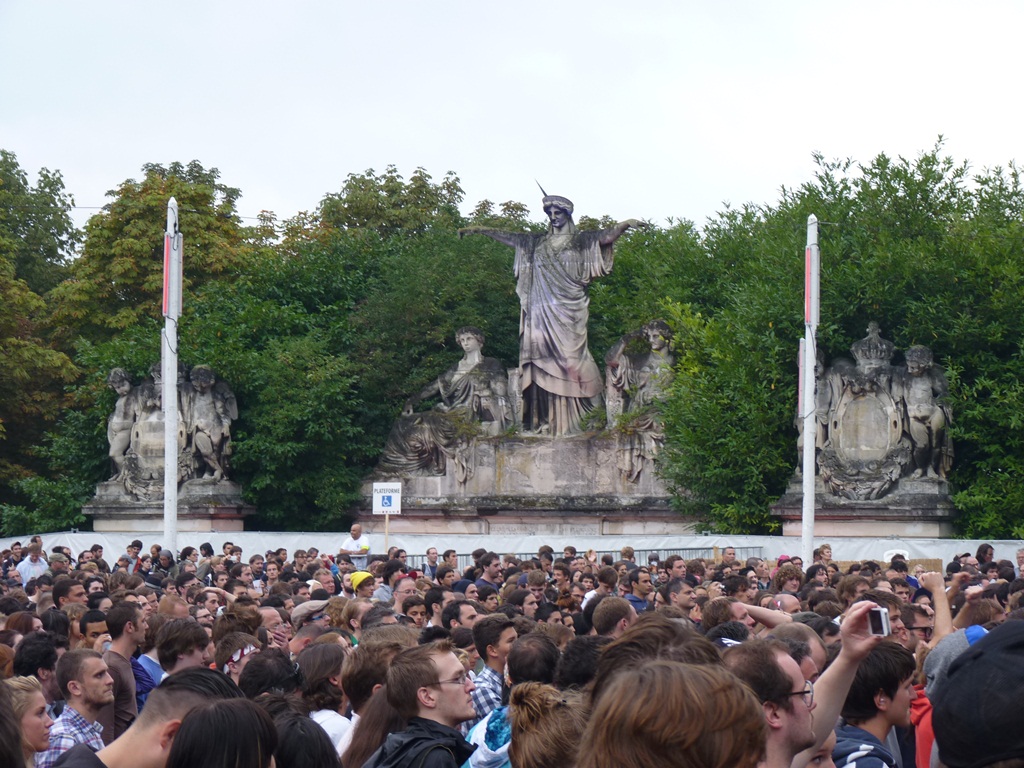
403, 379, 441, 415
599, 218, 647, 246
458, 226, 522, 248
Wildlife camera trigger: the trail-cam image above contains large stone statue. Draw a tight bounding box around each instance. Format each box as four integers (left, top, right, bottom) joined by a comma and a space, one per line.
460, 194, 644, 436
379, 327, 512, 481
605, 320, 675, 481
814, 323, 953, 500
101, 364, 237, 500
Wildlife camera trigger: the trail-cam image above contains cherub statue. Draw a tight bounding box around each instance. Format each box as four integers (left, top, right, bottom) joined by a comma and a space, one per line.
893, 345, 953, 478
106, 368, 139, 479
181, 365, 237, 480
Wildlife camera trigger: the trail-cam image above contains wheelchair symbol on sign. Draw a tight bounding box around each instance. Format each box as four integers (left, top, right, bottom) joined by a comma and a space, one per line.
381, 496, 393, 508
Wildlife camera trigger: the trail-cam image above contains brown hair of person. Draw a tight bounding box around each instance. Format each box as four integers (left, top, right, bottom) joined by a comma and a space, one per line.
589, 612, 720, 705
339, 598, 372, 635
771, 564, 805, 593
341, 685, 405, 768
384, 640, 453, 720
508, 683, 588, 768
297, 642, 347, 713
323, 596, 349, 629
577, 660, 765, 768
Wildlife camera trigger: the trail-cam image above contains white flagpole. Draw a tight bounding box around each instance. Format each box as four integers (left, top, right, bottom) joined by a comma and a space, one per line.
163, 198, 183, 556
801, 215, 820, 565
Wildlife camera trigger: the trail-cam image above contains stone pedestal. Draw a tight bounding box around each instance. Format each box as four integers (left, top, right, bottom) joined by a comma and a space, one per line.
361, 433, 695, 537
84, 479, 255, 533
771, 475, 957, 537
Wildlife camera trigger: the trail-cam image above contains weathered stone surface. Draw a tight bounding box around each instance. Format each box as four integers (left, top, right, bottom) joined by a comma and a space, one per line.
379, 327, 512, 483
774, 322, 956, 535
805, 323, 954, 500
775, 489, 955, 538
364, 433, 685, 534
84, 479, 254, 532
101, 364, 238, 502
89, 363, 247, 531
605, 320, 674, 483
460, 194, 645, 436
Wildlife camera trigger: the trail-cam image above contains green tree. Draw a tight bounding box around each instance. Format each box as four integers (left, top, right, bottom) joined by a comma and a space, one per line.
0, 151, 79, 525
48, 161, 249, 345
318, 165, 464, 237
657, 144, 1024, 537
0, 149, 79, 295
0, 256, 78, 510
3, 160, 252, 534
0, 324, 159, 535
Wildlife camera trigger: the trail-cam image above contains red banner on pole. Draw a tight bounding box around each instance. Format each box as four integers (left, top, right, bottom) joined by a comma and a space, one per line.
163, 233, 171, 316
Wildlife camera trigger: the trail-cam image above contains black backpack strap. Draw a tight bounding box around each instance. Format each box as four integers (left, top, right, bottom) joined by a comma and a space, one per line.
414, 744, 454, 768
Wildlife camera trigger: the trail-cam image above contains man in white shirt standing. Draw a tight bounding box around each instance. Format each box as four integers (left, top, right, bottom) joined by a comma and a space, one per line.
18, 543, 49, 583
340, 524, 371, 569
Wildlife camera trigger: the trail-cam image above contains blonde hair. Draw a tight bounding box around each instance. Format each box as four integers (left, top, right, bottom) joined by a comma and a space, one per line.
64, 603, 87, 641
4, 675, 43, 722
533, 621, 573, 650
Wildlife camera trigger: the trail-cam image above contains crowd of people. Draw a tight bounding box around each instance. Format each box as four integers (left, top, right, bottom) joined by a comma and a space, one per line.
1, 530, 1023, 768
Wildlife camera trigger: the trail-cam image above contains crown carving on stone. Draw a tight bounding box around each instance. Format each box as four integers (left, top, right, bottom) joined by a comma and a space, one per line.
850, 322, 895, 367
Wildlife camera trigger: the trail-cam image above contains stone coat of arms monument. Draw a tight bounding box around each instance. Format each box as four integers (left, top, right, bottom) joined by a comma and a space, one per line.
774, 323, 955, 536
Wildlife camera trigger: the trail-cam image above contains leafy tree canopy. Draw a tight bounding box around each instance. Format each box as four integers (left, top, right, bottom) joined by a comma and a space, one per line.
318, 165, 464, 238
8, 148, 1024, 540
0, 151, 78, 519
47, 160, 249, 345
0, 149, 79, 295
660, 143, 1024, 537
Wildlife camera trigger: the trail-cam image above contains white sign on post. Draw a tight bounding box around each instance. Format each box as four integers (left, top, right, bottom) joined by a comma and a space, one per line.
372, 483, 402, 515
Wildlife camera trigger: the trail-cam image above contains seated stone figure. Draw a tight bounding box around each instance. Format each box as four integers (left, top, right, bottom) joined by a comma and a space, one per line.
605, 320, 675, 481
379, 327, 512, 480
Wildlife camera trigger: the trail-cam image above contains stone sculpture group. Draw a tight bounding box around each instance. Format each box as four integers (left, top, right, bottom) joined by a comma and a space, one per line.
807, 322, 952, 500
460, 193, 645, 436
105, 363, 237, 501
379, 192, 671, 483
605, 320, 676, 482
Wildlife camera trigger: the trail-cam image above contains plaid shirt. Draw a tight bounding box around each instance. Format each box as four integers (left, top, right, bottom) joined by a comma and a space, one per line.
468, 665, 503, 728
35, 706, 104, 768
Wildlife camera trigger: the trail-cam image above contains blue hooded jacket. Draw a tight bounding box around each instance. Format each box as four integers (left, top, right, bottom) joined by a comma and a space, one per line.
833, 724, 897, 768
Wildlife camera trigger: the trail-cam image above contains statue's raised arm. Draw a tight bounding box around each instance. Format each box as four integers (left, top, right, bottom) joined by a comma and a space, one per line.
599, 218, 647, 246
458, 226, 527, 249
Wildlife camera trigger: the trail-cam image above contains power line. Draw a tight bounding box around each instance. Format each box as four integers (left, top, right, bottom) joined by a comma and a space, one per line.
2, 203, 274, 223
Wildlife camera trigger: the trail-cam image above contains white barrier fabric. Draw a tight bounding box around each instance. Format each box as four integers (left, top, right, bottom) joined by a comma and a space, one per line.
2, 530, 1021, 566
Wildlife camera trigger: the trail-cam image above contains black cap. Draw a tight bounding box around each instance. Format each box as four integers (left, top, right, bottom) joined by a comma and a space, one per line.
933, 621, 1024, 768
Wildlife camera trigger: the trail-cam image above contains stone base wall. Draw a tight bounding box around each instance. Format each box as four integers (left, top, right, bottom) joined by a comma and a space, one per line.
84, 479, 255, 533
772, 475, 957, 538
359, 433, 695, 536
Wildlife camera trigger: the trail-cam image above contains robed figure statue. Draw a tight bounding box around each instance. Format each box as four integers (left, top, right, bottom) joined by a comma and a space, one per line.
461, 193, 643, 436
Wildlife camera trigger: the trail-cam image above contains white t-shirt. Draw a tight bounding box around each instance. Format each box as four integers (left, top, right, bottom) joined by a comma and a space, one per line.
336, 711, 360, 759
310, 709, 352, 755
341, 536, 370, 568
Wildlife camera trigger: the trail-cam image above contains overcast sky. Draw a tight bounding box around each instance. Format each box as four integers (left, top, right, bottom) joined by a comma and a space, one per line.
3, 2, 1021, 234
